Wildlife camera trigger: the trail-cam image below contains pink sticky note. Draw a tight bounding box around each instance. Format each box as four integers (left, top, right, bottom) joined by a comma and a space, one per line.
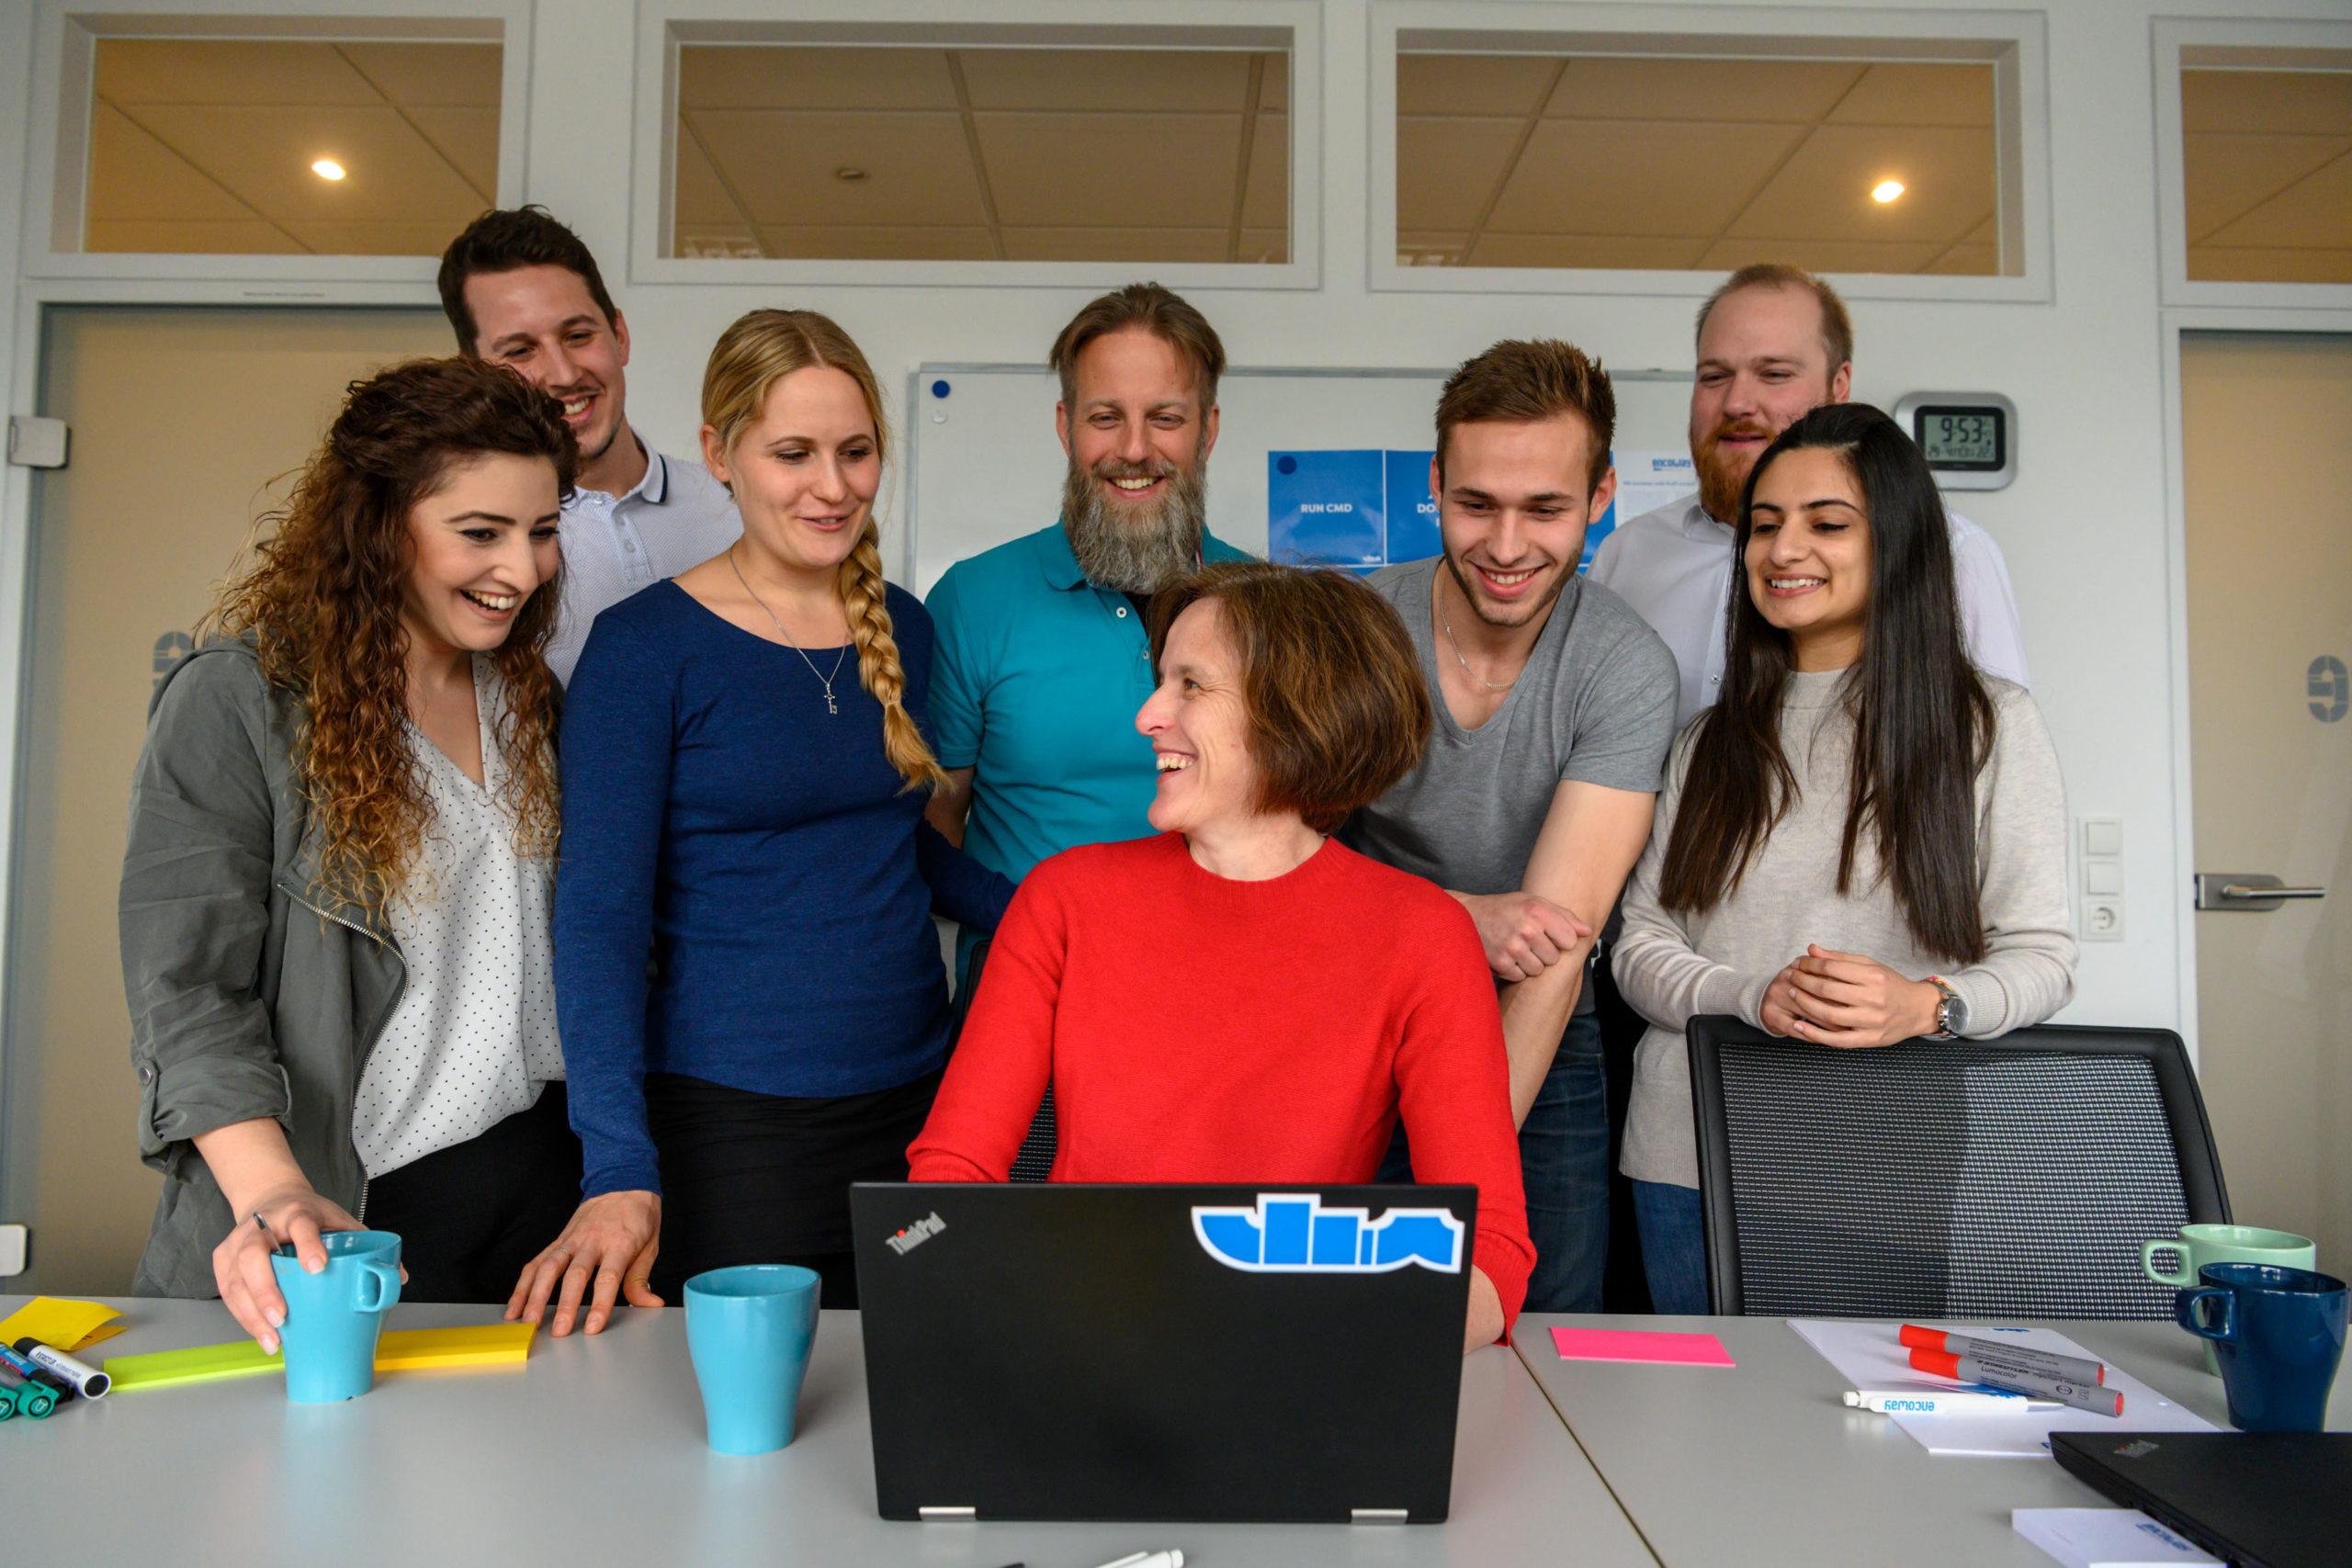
1551, 1326, 1736, 1368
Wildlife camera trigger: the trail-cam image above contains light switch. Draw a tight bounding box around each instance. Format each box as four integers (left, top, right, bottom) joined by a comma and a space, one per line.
2084, 818, 2122, 858
2084, 861, 2123, 897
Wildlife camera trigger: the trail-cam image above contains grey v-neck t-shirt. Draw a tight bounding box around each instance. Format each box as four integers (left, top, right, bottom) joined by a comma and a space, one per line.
1340, 558, 1679, 1014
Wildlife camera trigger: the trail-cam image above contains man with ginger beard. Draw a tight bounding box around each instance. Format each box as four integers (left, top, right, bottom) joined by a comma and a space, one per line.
1589, 263, 2029, 727
924, 284, 1250, 981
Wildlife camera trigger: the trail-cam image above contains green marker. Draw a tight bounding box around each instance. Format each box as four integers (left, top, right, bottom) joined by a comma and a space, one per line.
0, 1365, 59, 1419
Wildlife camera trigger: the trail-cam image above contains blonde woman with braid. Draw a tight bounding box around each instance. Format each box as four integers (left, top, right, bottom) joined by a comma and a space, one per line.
527, 309, 1013, 1326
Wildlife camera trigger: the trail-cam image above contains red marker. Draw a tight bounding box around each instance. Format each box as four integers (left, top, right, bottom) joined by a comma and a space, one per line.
1898, 1325, 2105, 1385
1909, 1348, 2122, 1416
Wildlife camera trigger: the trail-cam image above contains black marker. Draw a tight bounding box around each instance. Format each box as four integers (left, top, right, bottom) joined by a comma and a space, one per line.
13, 1338, 109, 1400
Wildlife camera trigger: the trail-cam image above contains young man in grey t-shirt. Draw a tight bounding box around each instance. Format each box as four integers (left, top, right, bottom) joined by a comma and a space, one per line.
1341, 340, 1678, 1314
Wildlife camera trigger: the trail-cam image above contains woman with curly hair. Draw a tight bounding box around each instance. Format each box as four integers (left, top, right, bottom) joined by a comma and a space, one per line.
121, 355, 592, 1347
522, 309, 1012, 1332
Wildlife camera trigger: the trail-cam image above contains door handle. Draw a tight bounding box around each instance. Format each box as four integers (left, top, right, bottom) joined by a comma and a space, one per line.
2194, 873, 2327, 912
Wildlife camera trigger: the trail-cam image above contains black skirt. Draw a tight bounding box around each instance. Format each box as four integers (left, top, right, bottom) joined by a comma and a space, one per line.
644, 1067, 942, 1308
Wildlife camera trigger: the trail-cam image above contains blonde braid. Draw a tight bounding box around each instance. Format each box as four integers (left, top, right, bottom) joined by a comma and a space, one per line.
839, 523, 948, 794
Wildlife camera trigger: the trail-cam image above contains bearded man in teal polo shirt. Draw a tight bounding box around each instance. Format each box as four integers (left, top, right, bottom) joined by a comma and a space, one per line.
924, 283, 1250, 976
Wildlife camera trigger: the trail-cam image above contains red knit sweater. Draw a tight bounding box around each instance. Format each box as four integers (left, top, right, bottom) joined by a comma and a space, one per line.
908, 832, 1535, 1333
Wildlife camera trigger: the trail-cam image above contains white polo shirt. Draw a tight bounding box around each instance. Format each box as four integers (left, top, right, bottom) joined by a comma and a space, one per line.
1588, 491, 2030, 731
544, 435, 741, 685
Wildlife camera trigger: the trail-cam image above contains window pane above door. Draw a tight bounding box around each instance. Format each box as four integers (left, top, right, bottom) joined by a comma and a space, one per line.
82, 37, 503, 256
2181, 65, 2352, 285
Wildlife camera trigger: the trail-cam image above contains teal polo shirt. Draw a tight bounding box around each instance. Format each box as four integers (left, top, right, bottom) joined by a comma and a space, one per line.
928, 521, 1252, 899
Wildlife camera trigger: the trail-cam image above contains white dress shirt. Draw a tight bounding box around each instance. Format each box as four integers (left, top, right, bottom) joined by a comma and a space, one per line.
544, 435, 741, 685
1588, 491, 2030, 731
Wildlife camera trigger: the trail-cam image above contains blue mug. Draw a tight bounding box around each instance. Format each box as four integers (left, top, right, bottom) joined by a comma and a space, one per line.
684, 1265, 820, 1455
2175, 1262, 2347, 1433
270, 1230, 402, 1404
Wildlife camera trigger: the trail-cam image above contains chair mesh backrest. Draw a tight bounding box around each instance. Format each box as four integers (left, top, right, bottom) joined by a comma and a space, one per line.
1718, 1041, 2190, 1319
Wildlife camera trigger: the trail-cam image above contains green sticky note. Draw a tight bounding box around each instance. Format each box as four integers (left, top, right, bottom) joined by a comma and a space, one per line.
104, 1339, 283, 1391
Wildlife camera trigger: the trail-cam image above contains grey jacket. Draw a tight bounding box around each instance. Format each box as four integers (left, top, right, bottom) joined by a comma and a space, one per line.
122, 642, 406, 1295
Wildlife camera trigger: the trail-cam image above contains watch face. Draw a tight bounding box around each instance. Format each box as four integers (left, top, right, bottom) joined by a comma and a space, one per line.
1943, 991, 1969, 1034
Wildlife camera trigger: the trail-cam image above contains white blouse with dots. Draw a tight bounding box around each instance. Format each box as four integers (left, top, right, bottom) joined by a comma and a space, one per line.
351, 657, 566, 1179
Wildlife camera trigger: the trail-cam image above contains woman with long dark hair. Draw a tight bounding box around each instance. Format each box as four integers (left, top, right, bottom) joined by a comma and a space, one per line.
1612, 402, 2076, 1314
122, 356, 594, 1346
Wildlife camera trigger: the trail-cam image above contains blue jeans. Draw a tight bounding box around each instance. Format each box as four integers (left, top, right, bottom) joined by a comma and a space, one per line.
1632, 1179, 1710, 1314
1381, 1011, 1610, 1313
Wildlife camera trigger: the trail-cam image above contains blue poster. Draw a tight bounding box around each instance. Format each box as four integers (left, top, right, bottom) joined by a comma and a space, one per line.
1384, 449, 1440, 565
1268, 450, 1384, 568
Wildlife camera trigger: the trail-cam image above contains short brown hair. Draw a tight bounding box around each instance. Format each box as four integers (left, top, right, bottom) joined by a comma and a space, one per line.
1048, 282, 1225, 410
1694, 263, 1854, 374
1148, 562, 1431, 834
1434, 338, 1616, 490
438, 206, 619, 355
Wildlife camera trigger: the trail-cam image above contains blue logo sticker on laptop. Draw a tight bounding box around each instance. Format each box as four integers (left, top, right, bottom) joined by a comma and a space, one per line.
1191, 1194, 1465, 1274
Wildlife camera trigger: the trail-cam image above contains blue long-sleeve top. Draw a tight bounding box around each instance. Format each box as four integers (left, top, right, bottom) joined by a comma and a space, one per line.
554, 579, 1015, 1198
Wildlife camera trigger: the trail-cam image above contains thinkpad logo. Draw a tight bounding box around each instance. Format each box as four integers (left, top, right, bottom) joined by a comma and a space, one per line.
886, 1213, 945, 1256
2115, 1439, 2162, 1460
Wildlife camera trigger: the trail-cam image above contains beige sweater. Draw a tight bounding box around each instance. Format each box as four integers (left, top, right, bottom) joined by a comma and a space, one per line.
1616, 669, 2078, 1190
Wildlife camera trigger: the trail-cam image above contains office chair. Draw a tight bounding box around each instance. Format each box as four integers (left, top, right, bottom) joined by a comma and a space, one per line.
947, 936, 1056, 1183
1687, 1016, 2231, 1318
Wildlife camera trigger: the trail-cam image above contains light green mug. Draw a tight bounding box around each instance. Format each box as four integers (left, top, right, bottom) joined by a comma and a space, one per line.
2143, 1224, 2317, 1372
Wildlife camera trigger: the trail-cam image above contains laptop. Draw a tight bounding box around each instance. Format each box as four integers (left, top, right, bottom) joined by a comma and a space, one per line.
851, 1182, 1477, 1524
2052, 1430, 2352, 1568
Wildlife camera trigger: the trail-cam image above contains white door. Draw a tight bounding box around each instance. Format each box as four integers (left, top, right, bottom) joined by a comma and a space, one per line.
2, 306, 449, 1292
2184, 332, 2352, 1269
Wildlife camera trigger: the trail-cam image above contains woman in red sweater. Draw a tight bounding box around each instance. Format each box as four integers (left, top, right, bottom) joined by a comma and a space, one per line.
909, 562, 1535, 1347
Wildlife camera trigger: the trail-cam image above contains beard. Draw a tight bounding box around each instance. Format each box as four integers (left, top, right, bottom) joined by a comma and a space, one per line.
1441, 547, 1569, 631
1061, 449, 1209, 594
1694, 420, 1772, 525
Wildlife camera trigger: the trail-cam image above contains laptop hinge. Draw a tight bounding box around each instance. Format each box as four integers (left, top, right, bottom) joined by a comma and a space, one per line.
917, 1506, 977, 1522
1351, 1507, 1410, 1524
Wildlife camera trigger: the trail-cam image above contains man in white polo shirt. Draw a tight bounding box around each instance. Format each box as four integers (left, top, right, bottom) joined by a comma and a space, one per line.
438, 207, 741, 684
1589, 262, 2029, 728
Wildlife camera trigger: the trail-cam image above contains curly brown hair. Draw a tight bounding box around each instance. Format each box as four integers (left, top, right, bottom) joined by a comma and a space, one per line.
198, 356, 578, 920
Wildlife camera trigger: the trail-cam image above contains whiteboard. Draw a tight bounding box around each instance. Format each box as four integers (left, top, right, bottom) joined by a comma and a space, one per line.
902, 364, 1695, 595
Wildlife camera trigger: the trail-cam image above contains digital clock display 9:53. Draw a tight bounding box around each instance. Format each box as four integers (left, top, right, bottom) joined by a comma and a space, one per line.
1915, 406, 2004, 468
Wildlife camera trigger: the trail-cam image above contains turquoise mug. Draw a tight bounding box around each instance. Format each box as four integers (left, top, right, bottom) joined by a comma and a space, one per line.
684, 1265, 820, 1455
2175, 1262, 2347, 1433
2143, 1224, 2316, 1373
270, 1230, 402, 1404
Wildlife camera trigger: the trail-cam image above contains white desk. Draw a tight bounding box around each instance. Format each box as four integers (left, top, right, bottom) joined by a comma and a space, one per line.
1517, 1313, 2351, 1568
0, 1296, 1659, 1567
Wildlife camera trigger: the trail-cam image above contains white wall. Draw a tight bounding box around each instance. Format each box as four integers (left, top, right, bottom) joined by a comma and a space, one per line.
4, 0, 2350, 1227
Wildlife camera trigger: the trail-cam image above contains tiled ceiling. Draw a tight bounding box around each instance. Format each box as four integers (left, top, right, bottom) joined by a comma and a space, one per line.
85, 39, 500, 255
1396, 54, 2003, 276
2181, 67, 2352, 285
673, 46, 1289, 264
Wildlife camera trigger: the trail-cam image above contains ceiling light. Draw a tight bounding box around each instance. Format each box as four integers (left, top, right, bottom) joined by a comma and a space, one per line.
834, 166, 866, 183
1871, 178, 1905, 204
311, 158, 346, 182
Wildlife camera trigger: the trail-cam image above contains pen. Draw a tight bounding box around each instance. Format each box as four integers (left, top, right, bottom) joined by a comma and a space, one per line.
1909, 1348, 2122, 1416
12, 1338, 110, 1400
1897, 1325, 2105, 1385
1843, 1386, 2058, 1415
1088, 1553, 1183, 1568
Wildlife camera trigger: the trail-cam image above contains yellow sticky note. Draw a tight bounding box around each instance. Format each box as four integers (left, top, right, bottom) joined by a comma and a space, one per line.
375, 1323, 537, 1370
0, 1296, 124, 1353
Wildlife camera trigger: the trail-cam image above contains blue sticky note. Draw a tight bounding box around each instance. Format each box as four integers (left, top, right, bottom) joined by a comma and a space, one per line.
1384, 449, 1441, 565
1269, 450, 1385, 567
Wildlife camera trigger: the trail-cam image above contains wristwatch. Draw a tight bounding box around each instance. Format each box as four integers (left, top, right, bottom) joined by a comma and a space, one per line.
1926, 976, 1967, 1040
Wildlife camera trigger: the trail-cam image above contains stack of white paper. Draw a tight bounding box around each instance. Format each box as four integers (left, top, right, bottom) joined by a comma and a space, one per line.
2012, 1507, 2220, 1566
1790, 1319, 2218, 1457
